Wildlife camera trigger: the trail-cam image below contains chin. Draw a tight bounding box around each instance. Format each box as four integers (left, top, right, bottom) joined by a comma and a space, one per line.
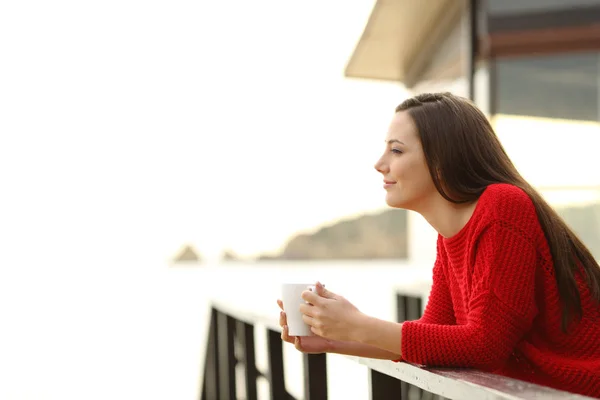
386, 193, 420, 210
385, 195, 407, 209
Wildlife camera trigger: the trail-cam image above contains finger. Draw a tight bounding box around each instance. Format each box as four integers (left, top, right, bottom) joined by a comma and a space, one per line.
279, 311, 287, 327
316, 281, 337, 299
301, 289, 321, 305
277, 299, 284, 311
281, 325, 295, 344
302, 314, 315, 327
299, 303, 315, 317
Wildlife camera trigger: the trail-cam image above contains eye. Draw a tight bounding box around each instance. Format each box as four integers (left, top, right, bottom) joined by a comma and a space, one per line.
391, 148, 403, 154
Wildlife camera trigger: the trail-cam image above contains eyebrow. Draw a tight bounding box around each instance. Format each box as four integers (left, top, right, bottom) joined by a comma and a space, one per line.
385, 139, 405, 145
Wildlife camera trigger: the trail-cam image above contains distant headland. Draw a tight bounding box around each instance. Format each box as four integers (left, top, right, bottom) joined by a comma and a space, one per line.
256, 208, 408, 261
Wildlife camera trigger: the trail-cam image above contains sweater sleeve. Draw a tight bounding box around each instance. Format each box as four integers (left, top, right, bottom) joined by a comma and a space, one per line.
401, 222, 539, 370
418, 237, 456, 325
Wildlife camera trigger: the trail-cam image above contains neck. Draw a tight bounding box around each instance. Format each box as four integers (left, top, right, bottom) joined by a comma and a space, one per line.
416, 195, 479, 239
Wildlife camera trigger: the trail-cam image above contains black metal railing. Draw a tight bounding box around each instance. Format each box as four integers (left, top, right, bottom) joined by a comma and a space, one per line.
201, 307, 327, 400
201, 292, 428, 400
395, 294, 448, 400
368, 293, 449, 400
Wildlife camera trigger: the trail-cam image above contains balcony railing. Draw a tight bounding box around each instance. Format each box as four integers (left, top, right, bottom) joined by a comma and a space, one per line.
201, 284, 594, 400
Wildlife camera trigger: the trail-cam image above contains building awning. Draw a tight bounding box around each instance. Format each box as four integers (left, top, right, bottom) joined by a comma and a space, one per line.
344, 0, 463, 85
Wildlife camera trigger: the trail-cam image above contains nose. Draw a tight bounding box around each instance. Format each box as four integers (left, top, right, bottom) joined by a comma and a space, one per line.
374, 156, 388, 175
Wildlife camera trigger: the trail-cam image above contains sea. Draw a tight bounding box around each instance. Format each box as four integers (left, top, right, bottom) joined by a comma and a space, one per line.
0, 260, 432, 400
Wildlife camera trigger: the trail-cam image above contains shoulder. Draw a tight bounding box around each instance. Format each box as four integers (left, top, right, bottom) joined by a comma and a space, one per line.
479, 183, 536, 221
476, 183, 543, 243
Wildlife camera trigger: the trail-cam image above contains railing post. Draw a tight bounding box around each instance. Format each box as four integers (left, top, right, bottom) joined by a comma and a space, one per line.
369, 368, 404, 400
303, 353, 328, 400
237, 320, 258, 400
202, 308, 219, 400
217, 311, 236, 400
267, 328, 290, 400
396, 293, 425, 400
396, 294, 423, 323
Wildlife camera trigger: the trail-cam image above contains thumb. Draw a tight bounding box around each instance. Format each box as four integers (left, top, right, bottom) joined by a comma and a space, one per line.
295, 337, 304, 352
316, 281, 336, 299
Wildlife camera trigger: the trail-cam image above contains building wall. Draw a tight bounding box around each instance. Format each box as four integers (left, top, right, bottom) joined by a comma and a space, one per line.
406, 0, 600, 263
491, 52, 600, 258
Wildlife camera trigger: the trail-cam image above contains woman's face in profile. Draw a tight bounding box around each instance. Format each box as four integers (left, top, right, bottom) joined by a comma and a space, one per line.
374, 111, 437, 210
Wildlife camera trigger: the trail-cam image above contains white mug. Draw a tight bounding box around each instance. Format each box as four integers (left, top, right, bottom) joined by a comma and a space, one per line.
281, 283, 317, 336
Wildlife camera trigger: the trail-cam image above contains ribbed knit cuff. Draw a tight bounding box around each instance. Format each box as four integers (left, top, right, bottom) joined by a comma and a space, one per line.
400, 321, 416, 363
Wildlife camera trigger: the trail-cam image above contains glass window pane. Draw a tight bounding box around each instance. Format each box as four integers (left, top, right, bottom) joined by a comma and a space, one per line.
488, 0, 600, 15
496, 53, 599, 121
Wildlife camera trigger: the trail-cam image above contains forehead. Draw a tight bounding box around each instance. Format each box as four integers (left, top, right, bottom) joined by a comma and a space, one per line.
386, 111, 418, 142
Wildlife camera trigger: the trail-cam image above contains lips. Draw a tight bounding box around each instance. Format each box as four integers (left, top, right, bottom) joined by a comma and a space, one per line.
383, 180, 396, 189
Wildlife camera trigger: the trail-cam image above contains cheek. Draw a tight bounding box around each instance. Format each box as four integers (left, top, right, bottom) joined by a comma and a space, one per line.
391, 157, 423, 182
392, 159, 434, 194
390, 159, 407, 180
415, 165, 434, 186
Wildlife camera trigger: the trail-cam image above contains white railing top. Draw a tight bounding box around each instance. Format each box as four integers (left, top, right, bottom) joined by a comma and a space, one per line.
211, 297, 282, 332
355, 357, 592, 400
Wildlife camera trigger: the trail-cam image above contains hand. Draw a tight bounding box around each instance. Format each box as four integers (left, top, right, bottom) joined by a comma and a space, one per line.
277, 299, 334, 354
299, 282, 365, 342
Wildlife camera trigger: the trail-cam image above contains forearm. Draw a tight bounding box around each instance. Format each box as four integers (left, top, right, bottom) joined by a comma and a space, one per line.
329, 340, 401, 360
355, 315, 403, 356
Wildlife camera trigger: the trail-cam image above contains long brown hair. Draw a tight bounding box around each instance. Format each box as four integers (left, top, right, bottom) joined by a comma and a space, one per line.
397, 92, 600, 331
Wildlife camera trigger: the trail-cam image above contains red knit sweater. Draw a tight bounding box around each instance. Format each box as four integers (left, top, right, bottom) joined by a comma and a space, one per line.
401, 184, 600, 397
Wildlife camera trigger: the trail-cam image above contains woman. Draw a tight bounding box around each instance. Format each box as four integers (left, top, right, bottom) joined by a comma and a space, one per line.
277, 92, 600, 397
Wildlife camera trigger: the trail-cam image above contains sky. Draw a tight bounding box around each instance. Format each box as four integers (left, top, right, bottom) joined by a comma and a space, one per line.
0, 0, 410, 265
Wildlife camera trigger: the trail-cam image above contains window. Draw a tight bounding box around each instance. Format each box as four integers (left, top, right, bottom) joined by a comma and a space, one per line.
488, 0, 600, 16
492, 52, 600, 259
495, 53, 599, 121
